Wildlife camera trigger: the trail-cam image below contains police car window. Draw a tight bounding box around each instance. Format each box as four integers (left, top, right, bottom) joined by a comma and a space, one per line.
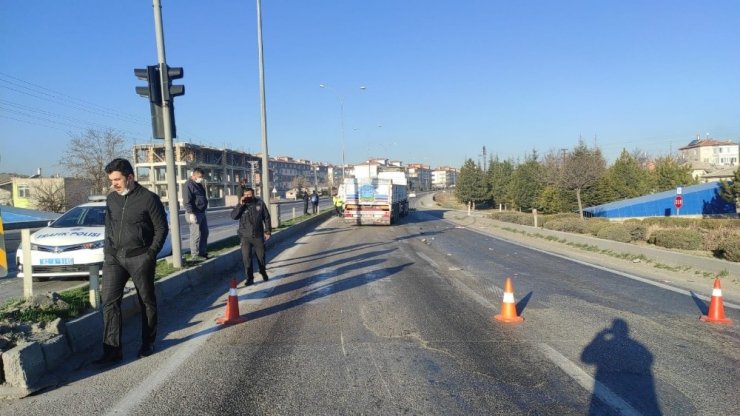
52, 207, 106, 227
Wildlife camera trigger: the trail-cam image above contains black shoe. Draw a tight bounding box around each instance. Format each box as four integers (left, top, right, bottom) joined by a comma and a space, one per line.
245, 276, 254, 287
261, 272, 269, 282
93, 350, 123, 366
138, 344, 155, 358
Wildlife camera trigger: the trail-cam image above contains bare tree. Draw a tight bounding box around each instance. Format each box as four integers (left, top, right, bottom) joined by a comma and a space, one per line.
561, 141, 606, 218
541, 149, 564, 186
59, 128, 129, 194
290, 176, 310, 192
33, 179, 67, 213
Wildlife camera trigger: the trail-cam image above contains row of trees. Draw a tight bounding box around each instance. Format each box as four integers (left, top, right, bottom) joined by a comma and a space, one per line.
455, 141, 703, 217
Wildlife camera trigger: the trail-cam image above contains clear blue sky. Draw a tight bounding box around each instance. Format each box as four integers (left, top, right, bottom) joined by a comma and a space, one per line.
2, 1, 739, 176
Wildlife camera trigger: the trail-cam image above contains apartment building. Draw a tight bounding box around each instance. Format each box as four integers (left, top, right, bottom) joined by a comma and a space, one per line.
406, 163, 432, 191
679, 137, 739, 167
432, 166, 459, 189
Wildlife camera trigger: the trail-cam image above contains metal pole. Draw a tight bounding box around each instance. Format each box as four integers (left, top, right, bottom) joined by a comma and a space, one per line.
21, 228, 33, 299
313, 166, 318, 191
89, 264, 101, 309
340, 97, 345, 179
152, 0, 182, 268
256, 0, 271, 210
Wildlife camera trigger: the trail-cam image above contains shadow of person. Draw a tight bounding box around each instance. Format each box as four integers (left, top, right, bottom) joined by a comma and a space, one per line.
581, 319, 662, 415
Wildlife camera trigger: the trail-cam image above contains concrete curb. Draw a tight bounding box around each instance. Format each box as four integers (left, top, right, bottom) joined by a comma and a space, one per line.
0, 210, 333, 399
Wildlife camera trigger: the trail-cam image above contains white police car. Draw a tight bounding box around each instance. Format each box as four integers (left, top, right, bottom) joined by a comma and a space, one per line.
16, 199, 172, 280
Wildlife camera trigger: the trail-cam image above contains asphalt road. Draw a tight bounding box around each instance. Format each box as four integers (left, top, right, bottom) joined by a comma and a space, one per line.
1, 196, 737, 414
0, 199, 333, 303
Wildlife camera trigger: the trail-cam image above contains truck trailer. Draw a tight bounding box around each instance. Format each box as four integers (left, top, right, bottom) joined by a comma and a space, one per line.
342, 176, 408, 225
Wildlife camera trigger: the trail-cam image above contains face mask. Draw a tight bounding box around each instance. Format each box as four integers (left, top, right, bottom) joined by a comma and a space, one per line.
244, 197, 254, 203
194, 177, 203, 184
117, 179, 131, 196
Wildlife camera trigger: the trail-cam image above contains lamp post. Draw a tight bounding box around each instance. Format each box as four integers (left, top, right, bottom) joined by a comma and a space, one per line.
320, 84, 366, 179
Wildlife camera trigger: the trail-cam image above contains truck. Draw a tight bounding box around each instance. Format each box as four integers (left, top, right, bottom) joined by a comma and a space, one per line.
342, 174, 409, 225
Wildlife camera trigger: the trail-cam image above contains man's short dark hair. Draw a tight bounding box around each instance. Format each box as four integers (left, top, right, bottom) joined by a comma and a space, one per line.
193, 167, 204, 175
105, 158, 134, 176
242, 187, 255, 195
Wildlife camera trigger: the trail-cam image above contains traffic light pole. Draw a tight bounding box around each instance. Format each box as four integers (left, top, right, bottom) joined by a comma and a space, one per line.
151, 0, 182, 268
256, 0, 271, 210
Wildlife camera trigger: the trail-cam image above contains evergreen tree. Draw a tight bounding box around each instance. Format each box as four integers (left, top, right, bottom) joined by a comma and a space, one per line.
608, 149, 651, 199
581, 174, 616, 208
487, 157, 514, 208
720, 166, 740, 204
507, 151, 544, 211
536, 185, 573, 214
650, 156, 696, 192
455, 159, 488, 204
560, 141, 606, 218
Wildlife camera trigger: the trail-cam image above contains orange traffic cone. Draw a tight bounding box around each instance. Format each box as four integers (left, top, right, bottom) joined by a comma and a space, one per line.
494, 277, 524, 323
216, 278, 247, 325
700, 278, 732, 324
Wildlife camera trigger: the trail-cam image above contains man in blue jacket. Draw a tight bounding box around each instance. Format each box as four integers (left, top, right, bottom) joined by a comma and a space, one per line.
184, 167, 209, 260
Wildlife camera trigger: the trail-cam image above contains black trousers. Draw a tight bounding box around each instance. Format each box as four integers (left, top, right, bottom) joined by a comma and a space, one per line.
101, 252, 157, 351
240, 236, 267, 277
312, 202, 318, 214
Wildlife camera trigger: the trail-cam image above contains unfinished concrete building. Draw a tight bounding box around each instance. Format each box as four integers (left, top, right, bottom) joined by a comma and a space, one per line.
132, 143, 264, 207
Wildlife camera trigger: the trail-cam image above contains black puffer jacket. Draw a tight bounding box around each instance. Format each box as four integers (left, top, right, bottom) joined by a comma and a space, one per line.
104, 183, 169, 258
231, 198, 272, 239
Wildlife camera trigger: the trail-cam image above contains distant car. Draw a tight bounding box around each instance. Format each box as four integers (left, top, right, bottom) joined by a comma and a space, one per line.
408, 193, 417, 198
16, 200, 172, 280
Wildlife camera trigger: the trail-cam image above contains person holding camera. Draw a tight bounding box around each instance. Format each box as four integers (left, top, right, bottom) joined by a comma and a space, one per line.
231, 187, 272, 286
184, 167, 209, 261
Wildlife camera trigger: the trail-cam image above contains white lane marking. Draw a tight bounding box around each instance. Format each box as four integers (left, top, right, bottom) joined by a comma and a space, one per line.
417, 251, 439, 269
453, 221, 740, 309
107, 235, 306, 414
105, 319, 219, 415
340, 308, 347, 357
367, 344, 395, 402
538, 343, 642, 416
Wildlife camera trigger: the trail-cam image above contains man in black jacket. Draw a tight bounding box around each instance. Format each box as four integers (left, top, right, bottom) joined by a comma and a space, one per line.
184, 167, 209, 260
302, 189, 309, 215
231, 187, 271, 286
94, 158, 169, 365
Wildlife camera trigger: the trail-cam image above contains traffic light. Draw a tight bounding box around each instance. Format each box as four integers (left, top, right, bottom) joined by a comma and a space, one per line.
134, 66, 162, 105
163, 65, 185, 101
134, 64, 184, 140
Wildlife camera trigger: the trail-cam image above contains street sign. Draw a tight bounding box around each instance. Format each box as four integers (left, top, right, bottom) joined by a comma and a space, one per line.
674, 195, 683, 209
676, 186, 683, 195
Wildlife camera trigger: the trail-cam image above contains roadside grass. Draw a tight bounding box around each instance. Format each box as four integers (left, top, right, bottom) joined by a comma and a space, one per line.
0, 286, 89, 324
494, 223, 735, 277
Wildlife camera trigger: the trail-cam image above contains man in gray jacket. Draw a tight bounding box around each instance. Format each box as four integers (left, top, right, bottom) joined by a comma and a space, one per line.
184, 167, 209, 260
231, 187, 271, 286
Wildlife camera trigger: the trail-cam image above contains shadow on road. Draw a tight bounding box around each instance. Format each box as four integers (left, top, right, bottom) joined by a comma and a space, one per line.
689, 291, 709, 315
244, 262, 412, 321
581, 318, 661, 415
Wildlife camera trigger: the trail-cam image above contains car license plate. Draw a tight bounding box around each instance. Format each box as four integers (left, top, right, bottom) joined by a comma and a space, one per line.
40, 258, 74, 265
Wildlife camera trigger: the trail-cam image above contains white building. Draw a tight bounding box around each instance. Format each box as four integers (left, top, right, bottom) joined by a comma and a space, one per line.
679, 137, 739, 167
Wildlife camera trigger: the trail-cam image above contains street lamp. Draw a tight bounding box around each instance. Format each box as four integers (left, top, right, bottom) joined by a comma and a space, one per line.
320, 84, 366, 179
